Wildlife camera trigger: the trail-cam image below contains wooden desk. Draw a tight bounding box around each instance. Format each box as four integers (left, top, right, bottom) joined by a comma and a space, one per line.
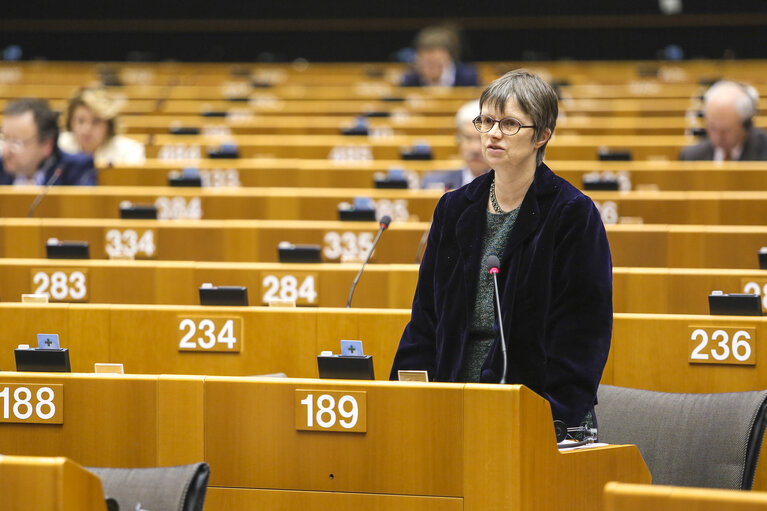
8, 186, 767, 226
0, 455, 106, 511
143, 133, 696, 160
1, 218, 765, 268
0, 373, 650, 511
3, 304, 767, 395
2, 258, 767, 316
97, 159, 767, 192
0, 304, 410, 378
604, 482, 767, 511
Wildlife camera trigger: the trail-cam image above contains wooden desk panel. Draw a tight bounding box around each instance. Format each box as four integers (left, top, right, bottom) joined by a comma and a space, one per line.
143, 133, 695, 161
10, 186, 767, 226
0, 456, 106, 511
611, 314, 767, 393
3, 259, 767, 316
0, 304, 409, 378
98, 159, 767, 192
1, 219, 766, 268
604, 482, 767, 511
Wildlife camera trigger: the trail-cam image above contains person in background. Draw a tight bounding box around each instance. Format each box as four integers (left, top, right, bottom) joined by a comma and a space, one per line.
400, 25, 479, 87
680, 80, 767, 161
0, 98, 96, 185
391, 70, 612, 431
59, 87, 146, 166
421, 100, 489, 189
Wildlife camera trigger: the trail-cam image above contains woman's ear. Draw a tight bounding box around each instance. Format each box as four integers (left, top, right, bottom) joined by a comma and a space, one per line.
534, 128, 552, 149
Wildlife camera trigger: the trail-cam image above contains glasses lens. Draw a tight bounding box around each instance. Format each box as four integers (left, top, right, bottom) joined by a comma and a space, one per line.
499, 118, 521, 136
474, 115, 494, 132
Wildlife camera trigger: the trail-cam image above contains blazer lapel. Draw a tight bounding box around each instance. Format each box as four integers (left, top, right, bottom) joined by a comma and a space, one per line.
455, 172, 492, 320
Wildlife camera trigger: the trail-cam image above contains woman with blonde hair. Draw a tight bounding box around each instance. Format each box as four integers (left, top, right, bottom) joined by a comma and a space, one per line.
59, 87, 145, 166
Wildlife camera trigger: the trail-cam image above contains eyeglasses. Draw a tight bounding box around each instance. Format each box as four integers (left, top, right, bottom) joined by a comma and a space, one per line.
473, 115, 535, 136
0, 133, 37, 153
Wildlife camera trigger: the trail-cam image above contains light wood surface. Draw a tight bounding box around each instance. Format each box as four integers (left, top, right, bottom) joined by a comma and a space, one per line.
10, 185, 767, 226
1, 218, 766, 268
0, 373, 651, 511
0, 373, 202, 467
0, 455, 106, 511
96, 159, 767, 192
4, 304, 767, 396
3, 258, 767, 315
604, 481, 767, 511
203, 380, 650, 511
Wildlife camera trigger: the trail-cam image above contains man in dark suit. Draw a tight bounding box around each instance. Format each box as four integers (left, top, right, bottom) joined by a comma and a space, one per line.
421, 100, 489, 190
400, 26, 479, 87
680, 81, 767, 161
0, 98, 96, 185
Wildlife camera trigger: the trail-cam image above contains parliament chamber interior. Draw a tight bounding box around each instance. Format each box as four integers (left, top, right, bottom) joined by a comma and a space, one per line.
4, 2, 767, 510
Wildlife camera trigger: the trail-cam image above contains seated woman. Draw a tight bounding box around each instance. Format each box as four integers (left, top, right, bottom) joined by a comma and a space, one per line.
390, 70, 612, 431
59, 88, 145, 166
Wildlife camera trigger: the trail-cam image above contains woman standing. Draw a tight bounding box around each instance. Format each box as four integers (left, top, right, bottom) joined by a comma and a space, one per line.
390, 70, 612, 429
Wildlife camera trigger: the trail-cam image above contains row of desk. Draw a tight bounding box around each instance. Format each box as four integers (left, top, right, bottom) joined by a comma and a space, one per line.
8, 185, 767, 225
91, 159, 767, 191
0, 303, 765, 393
1, 218, 765, 268
1, 258, 765, 315
0, 374, 650, 511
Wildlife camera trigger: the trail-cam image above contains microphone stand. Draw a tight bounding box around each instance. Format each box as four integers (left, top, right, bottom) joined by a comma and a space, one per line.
346, 216, 391, 308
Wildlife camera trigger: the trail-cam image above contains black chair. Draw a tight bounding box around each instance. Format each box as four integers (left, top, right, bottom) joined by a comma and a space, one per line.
596, 385, 767, 490
88, 462, 210, 511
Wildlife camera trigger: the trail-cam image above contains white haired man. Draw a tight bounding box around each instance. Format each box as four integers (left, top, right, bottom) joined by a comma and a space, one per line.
680, 80, 767, 161
421, 100, 490, 190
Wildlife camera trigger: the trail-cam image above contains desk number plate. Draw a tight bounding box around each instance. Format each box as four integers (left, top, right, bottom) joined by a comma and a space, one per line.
296, 389, 366, 433
0, 383, 63, 424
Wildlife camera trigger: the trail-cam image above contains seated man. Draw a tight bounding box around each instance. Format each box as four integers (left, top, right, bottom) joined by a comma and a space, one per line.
400, 26, 479, 87
421, 100, 489, 190
0, 98, 96, 185
680, 80, 767, 161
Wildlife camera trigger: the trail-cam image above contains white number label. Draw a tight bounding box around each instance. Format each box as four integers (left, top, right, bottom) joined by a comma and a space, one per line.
199, 168, 241, 187
261, 272, 318, 305
155, 196, 202, 220
30, 269, 88, 302
373, 199, 410, 221
322, 231, 374, 261
296, 390, 366, 432
105, 228, 157, 259
689, 326, 756, 365
328, 145, 373, 162
177, 317, 241, 352
157, 144, 201, 161
743, 280, 767, 312
0, 384, 63, 424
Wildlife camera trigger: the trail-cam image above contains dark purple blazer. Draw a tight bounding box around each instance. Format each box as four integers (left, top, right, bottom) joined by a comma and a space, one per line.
400, 62, 479, 87
390, 164, 613, 427
0, 149, 96, 186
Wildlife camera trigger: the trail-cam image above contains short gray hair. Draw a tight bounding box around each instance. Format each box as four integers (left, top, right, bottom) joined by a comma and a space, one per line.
704, 80, 759, 123
479, 69, 558, 166
454, 100, 480, 130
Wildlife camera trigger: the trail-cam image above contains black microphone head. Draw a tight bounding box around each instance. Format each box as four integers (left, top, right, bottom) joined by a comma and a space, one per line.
487, 254, 500, 271
380, 215, 392, 229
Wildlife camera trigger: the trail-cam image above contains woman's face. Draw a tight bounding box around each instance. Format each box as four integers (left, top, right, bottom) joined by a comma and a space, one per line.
479, 98, 549, 173
71, 105, 108, 154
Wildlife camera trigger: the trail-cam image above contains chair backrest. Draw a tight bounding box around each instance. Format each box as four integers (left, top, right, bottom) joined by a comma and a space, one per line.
88, 462, 210, 511
596, 385, 767, 490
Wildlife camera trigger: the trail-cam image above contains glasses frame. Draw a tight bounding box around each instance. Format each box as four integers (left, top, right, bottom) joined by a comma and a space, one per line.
0, 133, 38, 153
472, 115, 536, 137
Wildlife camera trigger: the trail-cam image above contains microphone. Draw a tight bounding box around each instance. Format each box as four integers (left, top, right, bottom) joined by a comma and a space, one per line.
487, 254, 508, 384
27, 168, 63, 218
346, 215, 391, 308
